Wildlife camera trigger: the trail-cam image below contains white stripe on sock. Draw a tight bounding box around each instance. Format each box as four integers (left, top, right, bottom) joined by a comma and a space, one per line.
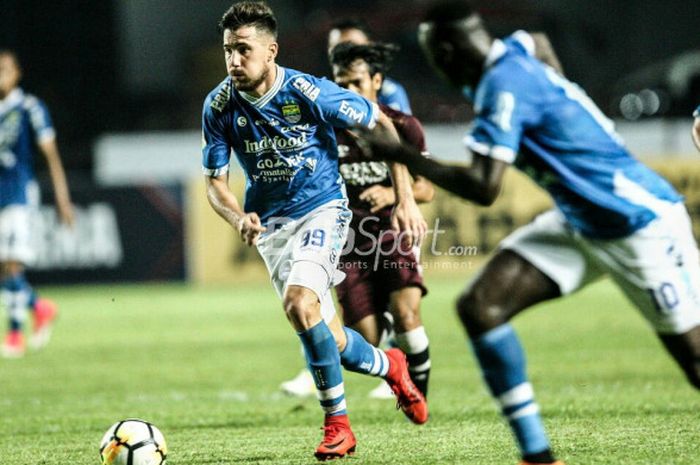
396, 326, 429, 353
376, 349, 389, 377
498, 382, 534, 408
508, 403, 540, 420
408, 359, 431, 373
317, 382, 345, 401
322, 399, 347, 415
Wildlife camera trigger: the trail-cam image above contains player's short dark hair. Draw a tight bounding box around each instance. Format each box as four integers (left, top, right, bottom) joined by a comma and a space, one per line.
423, 1, 475, 24
329, 18, 372, 38
219, 1, 278, 38
330, 42, 398, 78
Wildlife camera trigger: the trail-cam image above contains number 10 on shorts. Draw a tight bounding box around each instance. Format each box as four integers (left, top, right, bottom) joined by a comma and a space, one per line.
301, 229, 326, 248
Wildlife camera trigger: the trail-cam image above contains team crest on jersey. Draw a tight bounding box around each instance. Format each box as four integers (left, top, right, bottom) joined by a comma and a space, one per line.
237, 116, 248, 127
282, 102, 302, 124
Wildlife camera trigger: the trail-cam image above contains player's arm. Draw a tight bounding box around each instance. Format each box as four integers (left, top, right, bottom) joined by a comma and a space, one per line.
202, 97, 265, 246
360, 112, 435, 209
359, 137, 505, 206
38, 138, 74, 227
693, 113, 700, 153
529, 32, 564, 76
373, 110, 427, 243
205, 173, 265, 246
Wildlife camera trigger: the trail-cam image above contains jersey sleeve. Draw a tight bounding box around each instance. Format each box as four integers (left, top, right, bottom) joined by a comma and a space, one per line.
294, 74, 378, 130
463, 71, 535, 164
26, 97, 55, 143
694, 105, 700, 118
201, 99, 232, 177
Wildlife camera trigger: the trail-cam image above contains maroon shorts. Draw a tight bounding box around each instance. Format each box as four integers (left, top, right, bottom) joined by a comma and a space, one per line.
335, 242, 427, 326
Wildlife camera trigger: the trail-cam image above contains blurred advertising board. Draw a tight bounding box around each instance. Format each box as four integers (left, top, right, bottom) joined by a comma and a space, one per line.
185, 158, 700, 285
27, 183, 185, 284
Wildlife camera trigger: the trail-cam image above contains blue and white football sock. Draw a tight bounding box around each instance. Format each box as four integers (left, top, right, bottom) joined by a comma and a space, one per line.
339, 327, 389, 377
471, 324, 552, 460
298, 321, 346, 416
1, 274, 32, 332
396, 326, 431, 396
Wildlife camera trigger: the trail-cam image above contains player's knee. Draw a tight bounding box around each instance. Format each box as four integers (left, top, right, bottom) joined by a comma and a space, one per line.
283, 286, 320, 330
455, 288, 507, 337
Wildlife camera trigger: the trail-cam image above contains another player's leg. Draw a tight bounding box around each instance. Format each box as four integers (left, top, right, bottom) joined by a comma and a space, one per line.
1, 261, 32, 358
658, 327, 700, 389
389, 286, 431, 397
457, 249, 564, 465
283, 285, 355, 461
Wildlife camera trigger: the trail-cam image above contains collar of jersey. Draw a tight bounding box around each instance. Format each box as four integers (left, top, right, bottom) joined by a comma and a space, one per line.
238, 65, 284, 108
0, 88, 24, 116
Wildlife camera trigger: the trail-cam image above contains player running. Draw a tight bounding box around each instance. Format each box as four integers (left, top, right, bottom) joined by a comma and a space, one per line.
360, 2, 700, 464
281, 42, 435, 400
328, 19, 413, 115
202, 2, 428, 460
0, 50, 74, 358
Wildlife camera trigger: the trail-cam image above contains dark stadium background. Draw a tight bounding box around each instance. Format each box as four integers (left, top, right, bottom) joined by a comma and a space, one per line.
1, 0, 698, 174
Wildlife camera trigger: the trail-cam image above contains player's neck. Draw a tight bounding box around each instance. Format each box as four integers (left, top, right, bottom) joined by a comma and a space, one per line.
249, 64, 278, 98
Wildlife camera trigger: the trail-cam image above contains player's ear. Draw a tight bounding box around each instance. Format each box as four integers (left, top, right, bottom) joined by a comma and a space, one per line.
372, 73, 383, 92
267, 42, 278, 62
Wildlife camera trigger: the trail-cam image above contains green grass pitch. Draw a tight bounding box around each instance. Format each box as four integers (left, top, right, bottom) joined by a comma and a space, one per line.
1, 274, 698, 464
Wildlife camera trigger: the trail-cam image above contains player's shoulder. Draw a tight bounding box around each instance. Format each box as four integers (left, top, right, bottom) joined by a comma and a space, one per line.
18, 90, 47, 113
694, 105, 700, 118
204, 77, 234, 115
282, 66, 337, 103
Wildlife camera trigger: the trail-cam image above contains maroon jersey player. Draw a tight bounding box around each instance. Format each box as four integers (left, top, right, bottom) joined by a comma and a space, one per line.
332, 42, 435, 397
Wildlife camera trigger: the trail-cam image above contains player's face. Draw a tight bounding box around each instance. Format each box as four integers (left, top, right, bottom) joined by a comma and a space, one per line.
333, 60, 381, 102
0, 54, 21, 98
418, 18, 487, 89
223, 26, 278, 93
327, 28, 369, 54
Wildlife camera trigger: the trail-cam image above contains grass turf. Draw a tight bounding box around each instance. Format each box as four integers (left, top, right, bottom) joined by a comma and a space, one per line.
0, 274, 698, 464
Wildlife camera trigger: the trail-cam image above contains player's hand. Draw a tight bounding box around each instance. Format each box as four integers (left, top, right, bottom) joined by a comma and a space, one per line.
236, 212, 267, 246
57, 202, 75, 228
359, 185, 396, 213
391, 199, 427, 248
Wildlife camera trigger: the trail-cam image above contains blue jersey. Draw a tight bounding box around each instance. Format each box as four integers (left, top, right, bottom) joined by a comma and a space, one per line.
378, 77, 411, 115
465, 31, 681, 239
0, 89, 55, 208
694, 105, 700, 118
202, 65, 378, 225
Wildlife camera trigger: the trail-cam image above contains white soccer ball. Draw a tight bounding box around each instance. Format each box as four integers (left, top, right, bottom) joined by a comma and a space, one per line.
99, 419, 168, 465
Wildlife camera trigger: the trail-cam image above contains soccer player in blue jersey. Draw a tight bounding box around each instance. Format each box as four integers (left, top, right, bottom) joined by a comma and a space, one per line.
201, 2, 428, 460
328, 19, 413, 115
692, 106, 700, 152
360, 2, 700, 464
0, 50, 74, 358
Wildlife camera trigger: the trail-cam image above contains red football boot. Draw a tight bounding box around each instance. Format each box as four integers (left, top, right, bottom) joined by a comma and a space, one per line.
384, 348, 429, 424
315, 414, 356, 461
2, 330, 25, 358
29, 298, 57, 350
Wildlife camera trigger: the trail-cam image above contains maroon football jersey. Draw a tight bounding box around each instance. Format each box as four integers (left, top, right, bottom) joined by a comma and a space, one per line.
336, 104, 428, 250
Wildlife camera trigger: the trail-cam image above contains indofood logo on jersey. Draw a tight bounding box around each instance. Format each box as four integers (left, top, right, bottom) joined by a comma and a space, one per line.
243, 132, 308, 154
281, 100, 302, 124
